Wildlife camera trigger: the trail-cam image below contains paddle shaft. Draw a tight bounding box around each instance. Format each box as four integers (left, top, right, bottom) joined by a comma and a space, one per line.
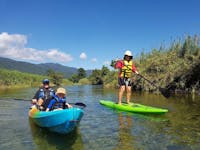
137, 74, 159, 89
136, 74, 170, 98
14, 98, 86, 107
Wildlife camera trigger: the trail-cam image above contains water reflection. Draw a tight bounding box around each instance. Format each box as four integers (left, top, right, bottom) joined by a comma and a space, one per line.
0, 87, 37, 100
29, 119, 84, 150
115, 113, 134, 150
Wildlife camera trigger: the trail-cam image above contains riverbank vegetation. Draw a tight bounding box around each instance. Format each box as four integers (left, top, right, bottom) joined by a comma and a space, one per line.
0, 69, 72, 88
0, 69, 44, 88
103, 35, 200, 94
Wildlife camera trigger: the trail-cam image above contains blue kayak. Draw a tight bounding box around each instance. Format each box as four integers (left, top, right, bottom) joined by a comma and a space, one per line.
29, 107, 84, 134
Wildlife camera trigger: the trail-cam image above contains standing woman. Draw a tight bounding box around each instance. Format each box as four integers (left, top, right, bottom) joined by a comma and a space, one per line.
115, 50, 139, 104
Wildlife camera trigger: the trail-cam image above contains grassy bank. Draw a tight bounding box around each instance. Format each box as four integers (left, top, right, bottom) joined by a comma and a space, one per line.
0, 68, 77, 89
0, 69, 45, 88
104, 35, 200, 94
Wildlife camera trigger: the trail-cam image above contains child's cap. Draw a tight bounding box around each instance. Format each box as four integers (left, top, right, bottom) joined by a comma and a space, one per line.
56, 88, 66, 95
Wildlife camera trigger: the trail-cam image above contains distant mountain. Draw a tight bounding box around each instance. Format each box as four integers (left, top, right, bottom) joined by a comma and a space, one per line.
37, 63, 78, 77
0, 57, 92, 78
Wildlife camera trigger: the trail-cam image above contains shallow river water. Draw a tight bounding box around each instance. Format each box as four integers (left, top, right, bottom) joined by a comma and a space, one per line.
0, 85, 200, 150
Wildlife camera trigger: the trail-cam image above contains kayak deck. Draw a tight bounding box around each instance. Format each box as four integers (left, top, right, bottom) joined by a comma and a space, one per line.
29, 106, 84, 134
100, 100, 168, 114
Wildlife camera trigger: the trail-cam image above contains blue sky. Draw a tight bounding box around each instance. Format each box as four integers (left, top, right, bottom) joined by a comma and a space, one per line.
0, 0, 199, 70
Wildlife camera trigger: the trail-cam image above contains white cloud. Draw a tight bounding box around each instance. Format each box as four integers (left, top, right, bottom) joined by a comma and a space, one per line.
0, 32, 27, 49
91, 58, 97, 62
46, 49, 73, 62
0, 32, 73, 63
80, 52, 87, 60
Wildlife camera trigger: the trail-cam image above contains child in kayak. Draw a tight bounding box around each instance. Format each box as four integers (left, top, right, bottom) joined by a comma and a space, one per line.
46, 87, 72, 112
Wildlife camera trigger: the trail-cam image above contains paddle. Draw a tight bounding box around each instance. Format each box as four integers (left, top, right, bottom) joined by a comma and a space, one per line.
137, 74, 171, 98
14, 98, 86, 108
13, 98, 31, 101
70, 102, 87, 108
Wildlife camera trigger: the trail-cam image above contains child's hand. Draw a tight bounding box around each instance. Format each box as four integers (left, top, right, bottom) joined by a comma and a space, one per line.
66, 103, 72, 108
135, 71, 139, 74
32, 99, 37, 104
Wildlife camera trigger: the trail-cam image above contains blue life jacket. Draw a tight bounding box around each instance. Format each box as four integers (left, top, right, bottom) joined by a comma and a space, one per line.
53, 95, 66, 109
38, 87, 55, 101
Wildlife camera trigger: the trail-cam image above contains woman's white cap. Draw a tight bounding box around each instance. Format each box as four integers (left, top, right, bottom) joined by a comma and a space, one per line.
124, 50, 132, 56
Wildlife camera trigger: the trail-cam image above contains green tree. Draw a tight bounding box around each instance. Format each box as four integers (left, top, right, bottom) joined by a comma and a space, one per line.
51, 73, 64, 86
69, 68, 86, 83
89, 66, 110, 85
77, 68, 86, 80
103, 71, 118, 88
46, 69, 55, 76
101, 66, 109, 76
46, 69, 64, 86
89, 69, 103, 85
69, 74, 79, 83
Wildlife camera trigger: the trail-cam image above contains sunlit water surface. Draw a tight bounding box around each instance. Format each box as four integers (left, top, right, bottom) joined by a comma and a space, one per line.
0, 85, 200, 150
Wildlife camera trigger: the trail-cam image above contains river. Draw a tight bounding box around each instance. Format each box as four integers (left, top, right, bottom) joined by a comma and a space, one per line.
0, 85, 200, 150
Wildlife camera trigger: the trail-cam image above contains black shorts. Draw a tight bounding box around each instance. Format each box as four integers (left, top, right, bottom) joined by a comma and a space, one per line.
118, 78, 132, 86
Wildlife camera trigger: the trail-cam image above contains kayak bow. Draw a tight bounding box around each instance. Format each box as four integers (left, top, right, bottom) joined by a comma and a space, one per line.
29, 106, 84, 134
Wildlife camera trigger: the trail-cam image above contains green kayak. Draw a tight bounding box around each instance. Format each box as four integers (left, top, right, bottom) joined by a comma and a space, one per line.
99, 100, 168, 114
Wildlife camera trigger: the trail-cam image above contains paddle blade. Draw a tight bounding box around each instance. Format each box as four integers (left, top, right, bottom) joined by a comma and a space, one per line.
69, 102, 86, 108
159, 88, 170, 99
75, 102, 86, 107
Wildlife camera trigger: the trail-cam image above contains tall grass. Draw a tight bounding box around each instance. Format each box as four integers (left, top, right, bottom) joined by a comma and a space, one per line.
0, 69, 45, 88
